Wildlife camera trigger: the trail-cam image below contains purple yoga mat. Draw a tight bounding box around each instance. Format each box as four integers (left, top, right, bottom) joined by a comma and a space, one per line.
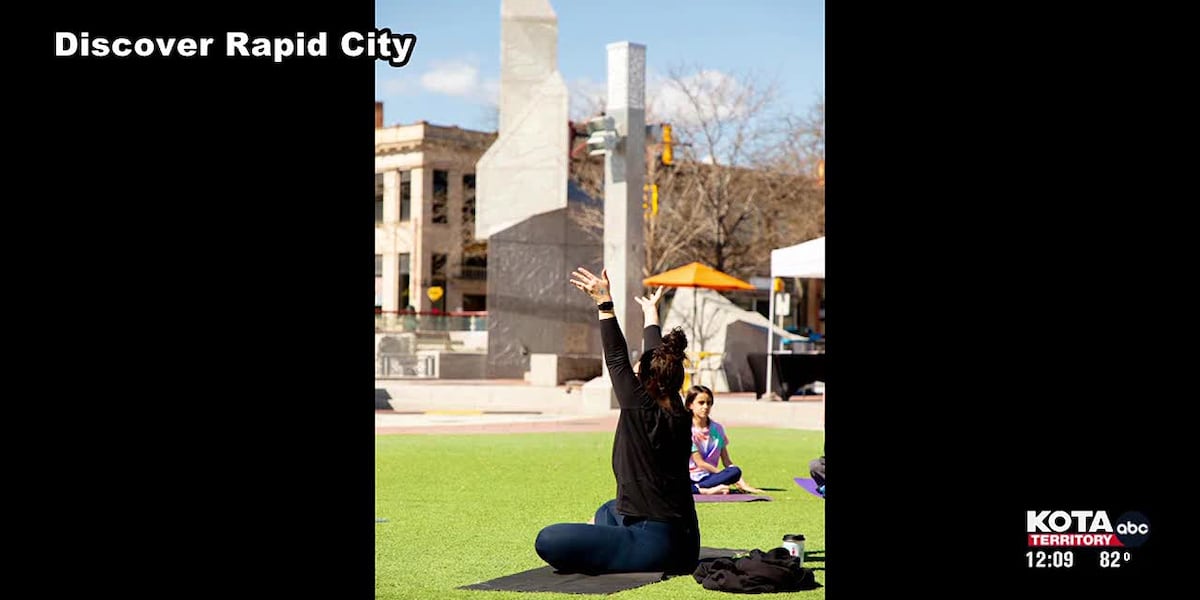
794, 478, 824, 499
693, 494, 773, 502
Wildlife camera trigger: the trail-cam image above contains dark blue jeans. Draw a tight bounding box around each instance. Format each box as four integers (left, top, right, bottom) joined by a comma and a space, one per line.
534, 499, 700, 574
692, 466, 742, 493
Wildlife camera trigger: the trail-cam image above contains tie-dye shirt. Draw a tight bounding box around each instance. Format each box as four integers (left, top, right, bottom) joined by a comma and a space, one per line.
689, 420, 730, 482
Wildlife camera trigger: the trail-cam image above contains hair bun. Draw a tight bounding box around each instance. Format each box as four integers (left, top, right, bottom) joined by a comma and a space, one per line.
660, 327, 689, 358
644, 327, 689, 409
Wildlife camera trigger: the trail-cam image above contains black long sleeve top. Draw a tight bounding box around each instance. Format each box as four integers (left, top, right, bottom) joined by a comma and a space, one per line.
601, 317, 698, 525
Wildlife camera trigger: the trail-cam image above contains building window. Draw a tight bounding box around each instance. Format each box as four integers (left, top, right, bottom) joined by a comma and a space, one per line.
460, 175, 475, 228
462, 294, 487, 312
461, 254, 487, 280
431, 253, 448, 278
398, 253, 411, 310
400, 171, 411, 222
432, 169, 448, 224
375, 174, 385, 224
461, 173, 487, 275
431, 253, 448, 312
375, 254, 383, 308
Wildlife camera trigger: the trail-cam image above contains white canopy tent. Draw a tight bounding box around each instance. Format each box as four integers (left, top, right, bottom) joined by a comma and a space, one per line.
771, 237, 825, 280
662, 287, 803, 392
766, 237, 825, 398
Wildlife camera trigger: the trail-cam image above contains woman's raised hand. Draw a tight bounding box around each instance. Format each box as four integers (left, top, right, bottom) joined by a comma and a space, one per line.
569, 267, 613, 303
632, 286, 665, 312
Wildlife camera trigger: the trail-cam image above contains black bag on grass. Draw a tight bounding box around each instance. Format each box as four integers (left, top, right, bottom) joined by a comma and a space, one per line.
692, 547, 817, 593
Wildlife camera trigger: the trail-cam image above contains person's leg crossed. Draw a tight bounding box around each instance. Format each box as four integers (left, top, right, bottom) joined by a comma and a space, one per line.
592, 499, 621, 526
602, 520, 678, 573
534, 519, 680, 574
535, 522, 638, 573
696, 466, 742, 489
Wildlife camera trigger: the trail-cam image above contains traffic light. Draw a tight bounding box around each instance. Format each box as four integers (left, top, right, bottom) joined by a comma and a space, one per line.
661, 124, 673, 166
642, 183, 658, 216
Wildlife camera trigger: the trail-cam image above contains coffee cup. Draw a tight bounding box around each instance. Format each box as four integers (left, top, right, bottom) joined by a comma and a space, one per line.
782, 534, 805, 564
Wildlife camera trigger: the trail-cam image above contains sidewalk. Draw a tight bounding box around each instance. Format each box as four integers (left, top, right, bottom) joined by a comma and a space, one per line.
375, 379, 824, 434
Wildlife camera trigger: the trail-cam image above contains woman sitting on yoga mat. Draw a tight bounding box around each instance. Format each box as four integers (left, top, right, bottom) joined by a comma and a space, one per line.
534, 267, 700, 575
686, 386, 765, 495
809, 445, 825, 496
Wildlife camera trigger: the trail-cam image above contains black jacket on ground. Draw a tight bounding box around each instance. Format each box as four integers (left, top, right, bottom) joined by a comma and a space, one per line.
601, 319, 697, 526
693, 548, 818, 593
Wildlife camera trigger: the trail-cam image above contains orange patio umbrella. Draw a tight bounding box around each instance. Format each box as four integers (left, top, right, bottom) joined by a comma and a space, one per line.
643, 262, 757, 292
643, 262, 756, 351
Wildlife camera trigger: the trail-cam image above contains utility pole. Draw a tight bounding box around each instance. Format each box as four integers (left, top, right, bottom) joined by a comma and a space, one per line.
582, 41, 647, 413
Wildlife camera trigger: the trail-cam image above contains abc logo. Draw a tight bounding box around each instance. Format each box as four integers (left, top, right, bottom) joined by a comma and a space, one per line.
1116, 522, 1149, 535
1114, 511, 1151, 548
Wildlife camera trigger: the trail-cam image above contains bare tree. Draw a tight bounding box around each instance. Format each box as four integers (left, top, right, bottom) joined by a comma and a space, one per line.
764, 95, 824, 244
568, 68, 825, 285
567, 124, 605, 250
650, 66, 822, 281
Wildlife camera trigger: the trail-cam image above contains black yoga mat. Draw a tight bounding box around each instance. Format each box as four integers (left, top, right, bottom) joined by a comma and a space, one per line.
458, 547, 746, 594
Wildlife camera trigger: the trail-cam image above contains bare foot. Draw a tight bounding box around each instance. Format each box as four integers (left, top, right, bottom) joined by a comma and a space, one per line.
698, 484, 731, 495
735, 479, 765, 494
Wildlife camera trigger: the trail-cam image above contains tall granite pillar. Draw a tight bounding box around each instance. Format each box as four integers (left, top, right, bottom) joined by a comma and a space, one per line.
580, 42, 648, 412
603, 42, 647, 355
476, 0, 601, 379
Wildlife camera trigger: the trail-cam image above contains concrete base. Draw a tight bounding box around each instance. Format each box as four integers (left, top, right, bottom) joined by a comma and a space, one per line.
438, 352, 488, 379
580, 376, 618, 414
529, 354, 602, 386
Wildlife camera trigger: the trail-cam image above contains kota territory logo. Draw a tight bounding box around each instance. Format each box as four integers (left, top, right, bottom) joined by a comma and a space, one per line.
1026, 510, 1150, 548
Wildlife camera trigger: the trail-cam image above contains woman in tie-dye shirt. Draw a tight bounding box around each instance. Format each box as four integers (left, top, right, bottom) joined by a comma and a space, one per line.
686, 386, 764, 495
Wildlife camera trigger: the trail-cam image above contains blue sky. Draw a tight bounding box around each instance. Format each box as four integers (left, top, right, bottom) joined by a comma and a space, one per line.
375, 0, 824, 132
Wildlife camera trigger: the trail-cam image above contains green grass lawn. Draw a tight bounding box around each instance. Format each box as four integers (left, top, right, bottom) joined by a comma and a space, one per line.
376, 428, 825, 599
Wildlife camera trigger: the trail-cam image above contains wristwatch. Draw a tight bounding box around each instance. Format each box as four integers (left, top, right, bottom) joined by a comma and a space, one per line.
597, 301, 615, 311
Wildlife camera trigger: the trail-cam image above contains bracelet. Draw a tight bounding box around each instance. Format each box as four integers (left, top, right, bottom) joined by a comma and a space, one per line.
597, 301, 615, 311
